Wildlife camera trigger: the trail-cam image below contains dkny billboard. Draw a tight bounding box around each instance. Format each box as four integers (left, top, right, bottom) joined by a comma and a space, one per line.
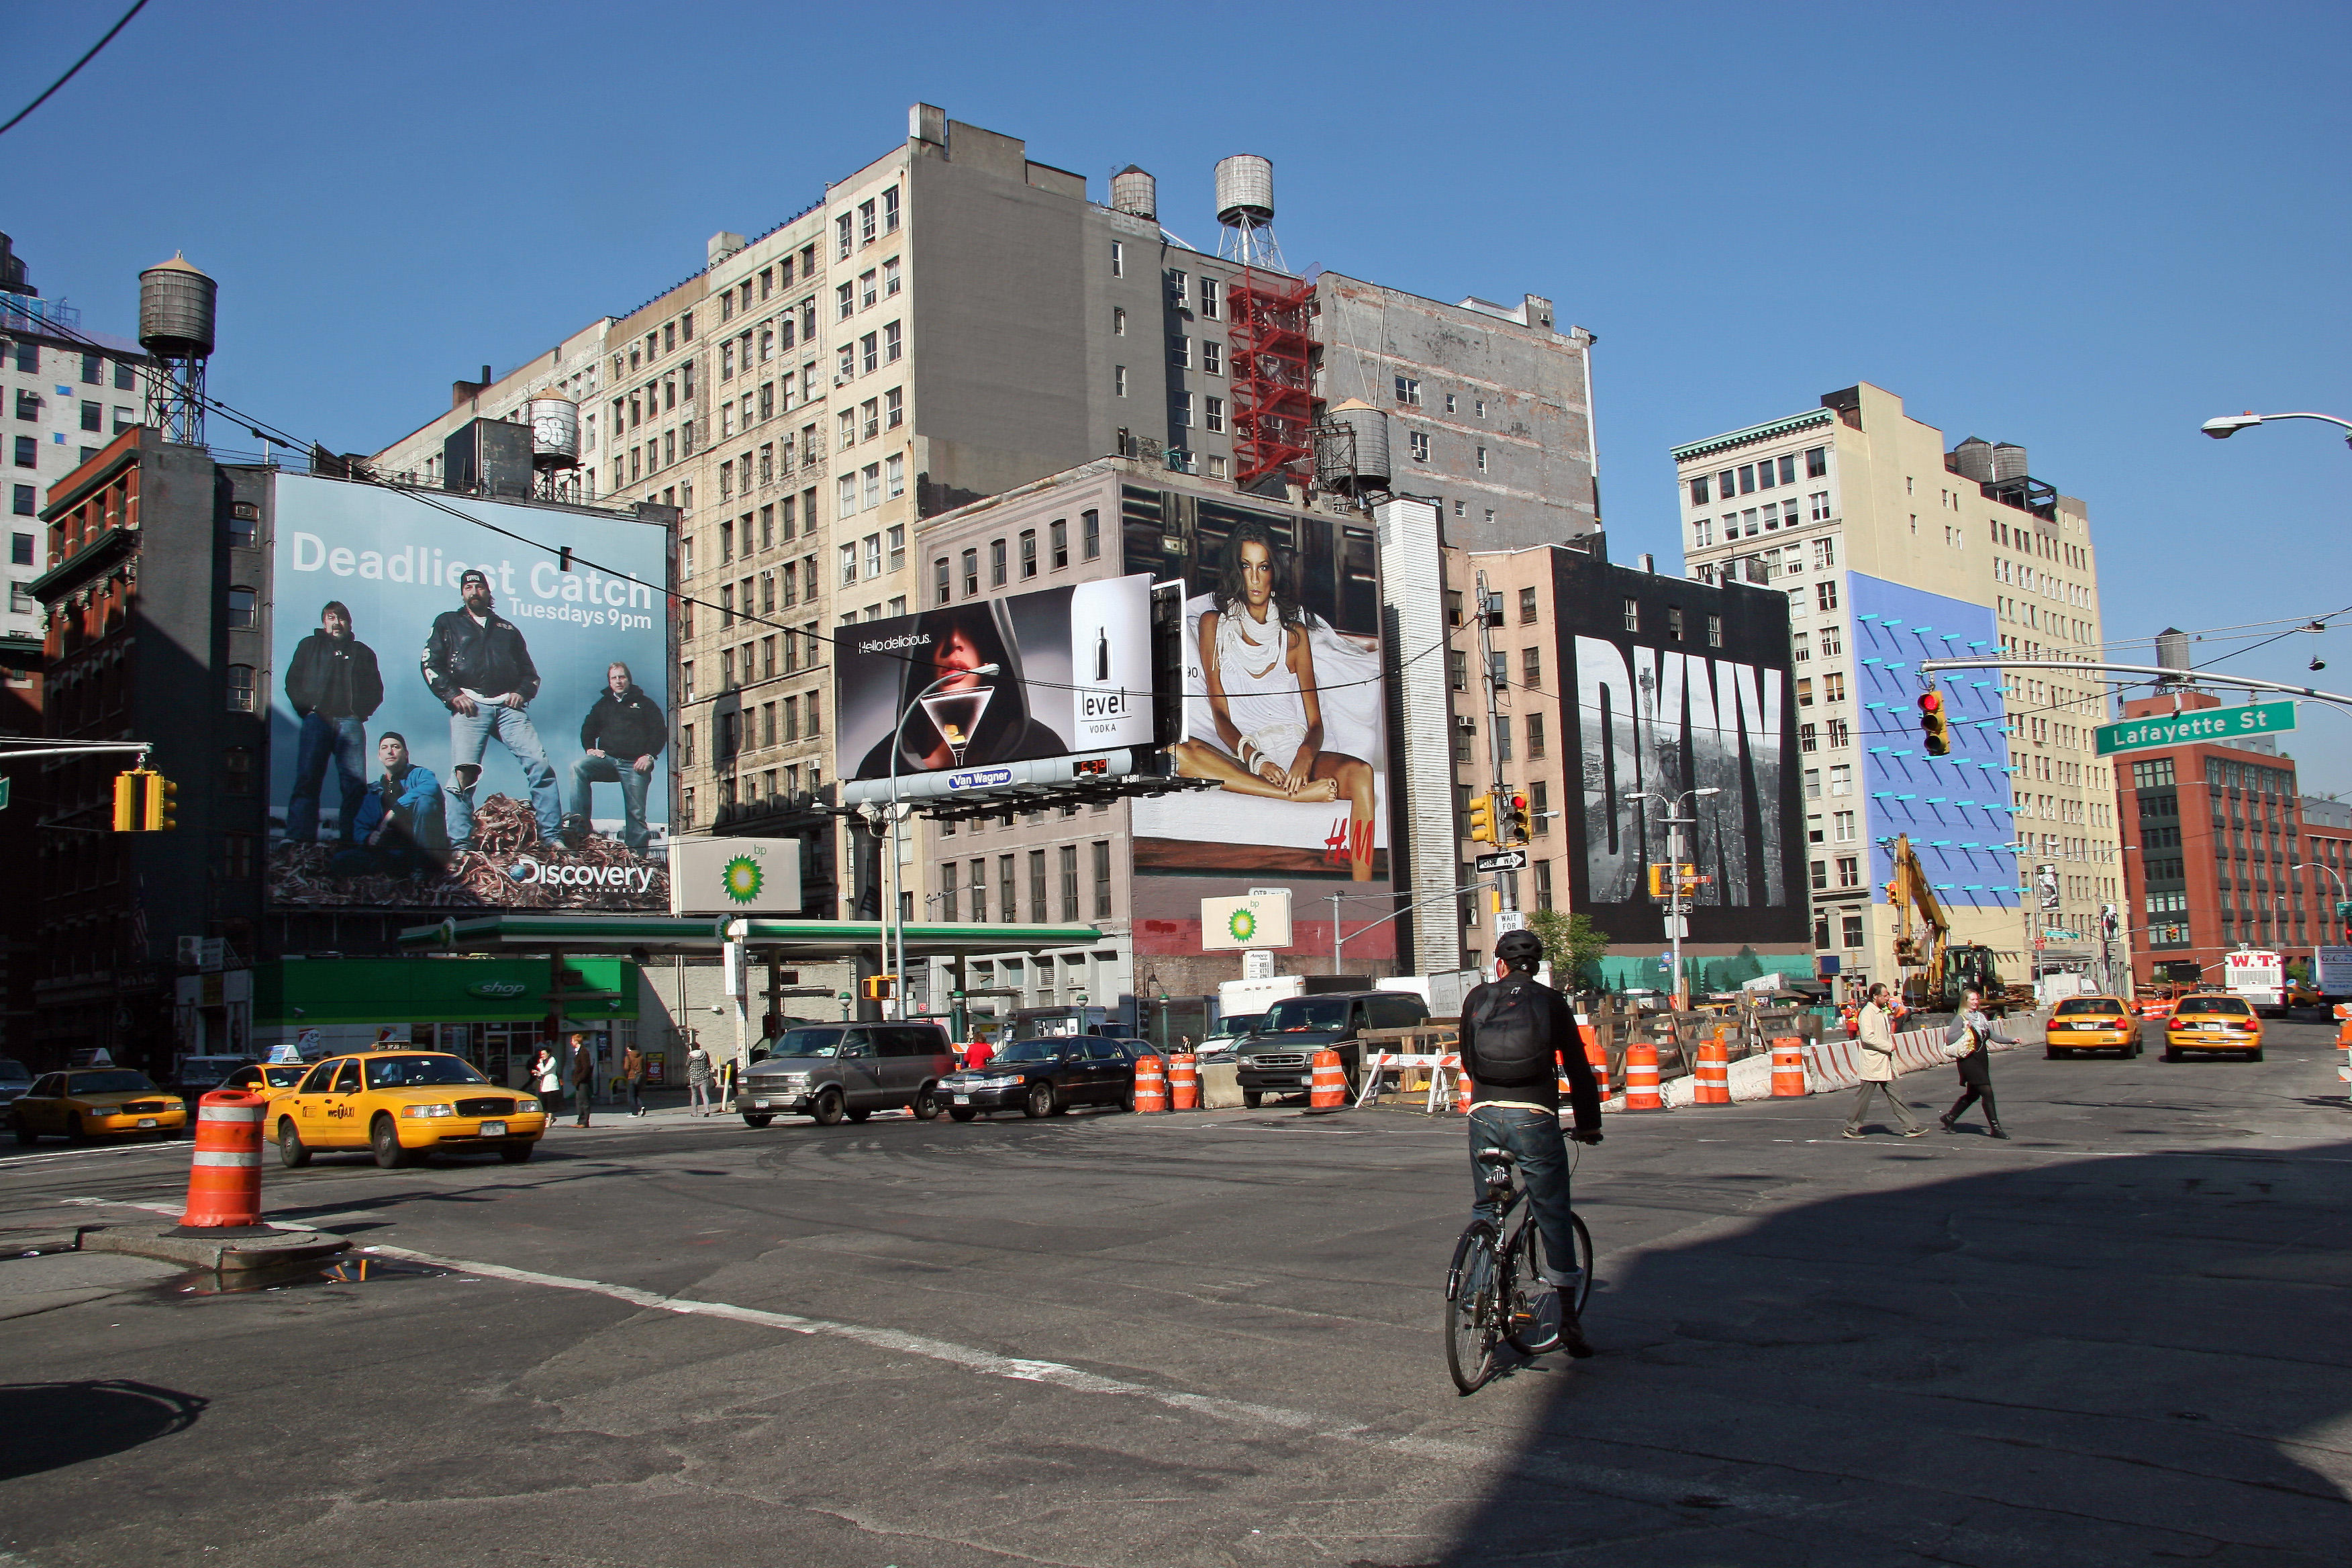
1553, 552, 1806, 945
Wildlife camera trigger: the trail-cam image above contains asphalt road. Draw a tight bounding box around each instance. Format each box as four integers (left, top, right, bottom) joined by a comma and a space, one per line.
3, 1020, 2349, 1567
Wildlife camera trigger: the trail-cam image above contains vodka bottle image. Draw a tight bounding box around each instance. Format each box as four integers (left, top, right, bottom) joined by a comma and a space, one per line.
1069, 577, 1148, 746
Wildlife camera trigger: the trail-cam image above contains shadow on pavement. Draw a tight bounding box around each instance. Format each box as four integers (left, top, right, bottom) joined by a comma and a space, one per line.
1432, 1139, 2352, 1567
0, 1381, 207, 1481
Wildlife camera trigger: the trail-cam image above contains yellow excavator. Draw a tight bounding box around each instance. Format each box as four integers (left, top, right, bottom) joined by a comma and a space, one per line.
1885, 834, 2021, 1016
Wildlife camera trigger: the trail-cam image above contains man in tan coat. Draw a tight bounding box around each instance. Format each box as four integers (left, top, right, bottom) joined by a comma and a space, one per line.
1843, 983, 1927, 1138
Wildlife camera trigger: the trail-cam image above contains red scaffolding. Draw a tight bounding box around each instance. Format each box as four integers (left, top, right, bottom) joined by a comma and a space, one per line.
1228, 270, 1315, 490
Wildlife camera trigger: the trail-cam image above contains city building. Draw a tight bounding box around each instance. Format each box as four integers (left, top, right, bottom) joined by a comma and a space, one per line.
1443, 539, 1808, 989
3, 233, 148, 657
2115, 691, 2345, 983
369, 106, 1599, 979
1672, 383, 2121, 992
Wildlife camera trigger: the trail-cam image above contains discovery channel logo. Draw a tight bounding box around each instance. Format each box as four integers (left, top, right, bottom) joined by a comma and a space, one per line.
506, 857, 658, 893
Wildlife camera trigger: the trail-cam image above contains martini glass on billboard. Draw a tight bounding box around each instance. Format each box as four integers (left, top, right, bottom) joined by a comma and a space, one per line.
918, 683, 994, 768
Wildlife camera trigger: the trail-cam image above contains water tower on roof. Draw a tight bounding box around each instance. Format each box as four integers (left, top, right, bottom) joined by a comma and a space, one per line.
138, 252, 215, 448
1214, 154, 1287, 272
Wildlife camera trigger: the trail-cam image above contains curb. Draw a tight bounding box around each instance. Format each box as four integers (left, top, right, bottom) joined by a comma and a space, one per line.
81, 1224, 350, 1273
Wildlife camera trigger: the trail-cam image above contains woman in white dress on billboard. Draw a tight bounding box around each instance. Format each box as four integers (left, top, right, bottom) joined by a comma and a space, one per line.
1171, 522, 1376, 880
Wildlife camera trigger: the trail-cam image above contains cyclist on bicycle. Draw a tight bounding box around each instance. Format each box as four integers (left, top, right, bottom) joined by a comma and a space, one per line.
1461, 928, 1603, 1357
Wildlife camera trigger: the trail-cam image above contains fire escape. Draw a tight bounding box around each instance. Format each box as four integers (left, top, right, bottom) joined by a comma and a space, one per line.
1228, 271, 1316, 491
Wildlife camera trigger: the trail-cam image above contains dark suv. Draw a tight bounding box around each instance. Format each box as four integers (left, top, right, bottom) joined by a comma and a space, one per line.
736, 1022, 957, 1126
1233, 991, 1430, 1106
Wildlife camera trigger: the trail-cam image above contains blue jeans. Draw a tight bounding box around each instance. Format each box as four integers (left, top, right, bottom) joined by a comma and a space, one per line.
569, 753, 652, 848
445, 703, 560, 845
1469, 1104, 1583, 1291
287, 713, 367, 844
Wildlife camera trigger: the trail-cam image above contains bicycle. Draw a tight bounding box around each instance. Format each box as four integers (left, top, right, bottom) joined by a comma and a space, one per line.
1444, 1144, 1594, 1394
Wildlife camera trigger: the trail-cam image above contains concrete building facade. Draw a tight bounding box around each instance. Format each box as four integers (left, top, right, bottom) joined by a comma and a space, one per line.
1672, 383, 2122, 993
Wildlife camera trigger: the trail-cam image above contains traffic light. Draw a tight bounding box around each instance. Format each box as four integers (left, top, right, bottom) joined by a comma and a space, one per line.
859, 974, 897, 1001
1647, 863, 1701, 899
144, 774, 179, 832
111, 769, 144, 832
1506, 791, 1530, 842
1918, 689, 1951, 756
1467, 794, 1496, 843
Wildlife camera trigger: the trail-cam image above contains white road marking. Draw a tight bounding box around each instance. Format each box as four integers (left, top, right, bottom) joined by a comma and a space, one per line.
54, 1191, 1805, 1514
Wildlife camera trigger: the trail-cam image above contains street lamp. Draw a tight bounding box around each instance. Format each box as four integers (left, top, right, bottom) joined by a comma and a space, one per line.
1634, 787, 1720, 1009
2200, 410, 2352, 447
878, 661, 1000, 1022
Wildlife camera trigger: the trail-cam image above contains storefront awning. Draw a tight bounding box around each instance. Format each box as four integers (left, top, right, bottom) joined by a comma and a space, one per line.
252, 957, 639, 1028
395, 914, 1109, 959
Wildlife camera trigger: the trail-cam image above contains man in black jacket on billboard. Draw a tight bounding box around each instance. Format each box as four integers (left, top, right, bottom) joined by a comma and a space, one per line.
565, 662, 665, 851
283, 601, 385, 845
421, 568, 559, 849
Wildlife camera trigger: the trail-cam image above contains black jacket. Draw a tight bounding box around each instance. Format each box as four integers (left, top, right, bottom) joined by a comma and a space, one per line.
285, 632, 383, 720
421, 607, 540, 707
579, 683, 667, 761
1460, 974, 1602, 1131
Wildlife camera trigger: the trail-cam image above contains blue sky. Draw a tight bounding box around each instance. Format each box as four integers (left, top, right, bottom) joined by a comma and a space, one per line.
5, 0, 2347, 787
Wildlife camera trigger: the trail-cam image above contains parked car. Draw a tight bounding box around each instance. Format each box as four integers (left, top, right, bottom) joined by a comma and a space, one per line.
1197, 1013, 1266, 1061
0, 1057, 33, 1111
939, 1035, 1148, 1120
736, 1022, 957, 1126
1232, 991, 1430, 1106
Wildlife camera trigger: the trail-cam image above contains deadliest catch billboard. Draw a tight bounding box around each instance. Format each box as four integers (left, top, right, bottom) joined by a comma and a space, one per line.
265, 475, 673, 911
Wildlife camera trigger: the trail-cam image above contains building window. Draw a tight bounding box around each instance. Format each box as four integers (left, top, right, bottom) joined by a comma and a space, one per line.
1019, 530, 1037, 578
1689, 475, 1711, 506
1114, 365, 1126, 397
9, 529, 30, 560
1169, 336, 1190, 370
1622, 597, 1639, 632
1828, 764, 1852, 795
1199, 277, 1220, 319
1799, 723, 1818, 754
1081, 509, 1101, 560
998, 855, 1016, 923
1204, 395, 1224, 434
1815, 581, 1839, 612
1832, 810, 1856, 843
1092, 840, 1112, 918
1449, 650, 1469, 691
1522, 646, 1541, 687
884, 321, 901, 362
939, 863, 959, 922
226, 586, 257, 628
1475, 444, 1488, 473
1202, 340, 1221, 375
1394, 375, 1421, 406
1806, 446, 1828, 478
962, 548, 979, 596
10, 489, 31, 518
1526, 712, 1545, 760
1692, 518, 1714, 549
1841, 914, 1864, 948
1114, 307, 1126, 336
1835, 856, 1861, 888
1706, 614, 1722, 648
1409, 431, 1430, 462
1110, 240, 1124, 277
885, 387, 903, 429
1050, 519, 1068, 570
225, 665, 256, 711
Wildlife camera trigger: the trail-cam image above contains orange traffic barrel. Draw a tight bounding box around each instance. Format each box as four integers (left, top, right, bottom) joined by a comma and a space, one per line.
1442, 1052, 1471, 1114
1582, 1031, 1612, 1098
1132, 1053, 1168, 1112
1167, 1052, 1200, 1111
1308, 1049, 1347, 1109
1692, 1040, 1731, 1105
178, 1089, 266, 1229
2336, 1016, 2352, 1048
1620, 1042, 1665, 1111
1770, 1038, 1808, 1097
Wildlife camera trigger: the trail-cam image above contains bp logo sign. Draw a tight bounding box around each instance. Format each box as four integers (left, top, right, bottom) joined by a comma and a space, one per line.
1226, 908, 1257, 944
722, 854, 764, 905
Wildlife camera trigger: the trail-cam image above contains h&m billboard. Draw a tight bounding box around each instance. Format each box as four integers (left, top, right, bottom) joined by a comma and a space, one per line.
266, 475, 673, 911
1557, 553, 1806, 944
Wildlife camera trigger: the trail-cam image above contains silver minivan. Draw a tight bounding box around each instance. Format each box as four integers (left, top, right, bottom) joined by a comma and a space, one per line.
736, 1022, 957, 1127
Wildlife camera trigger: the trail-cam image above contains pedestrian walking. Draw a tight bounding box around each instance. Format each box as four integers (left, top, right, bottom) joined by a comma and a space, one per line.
1941, 987, 2020, 1138
1843, 983, 1927, 1139
962, 1037, 992, 1071
623, 1042, 647, 1117
529, 1045, 562, 1120
569, 1032, 597, 1127
686, 1040, 714, 1116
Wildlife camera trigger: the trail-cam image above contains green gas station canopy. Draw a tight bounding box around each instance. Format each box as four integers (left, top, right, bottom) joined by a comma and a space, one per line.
395, 914, 1108, 959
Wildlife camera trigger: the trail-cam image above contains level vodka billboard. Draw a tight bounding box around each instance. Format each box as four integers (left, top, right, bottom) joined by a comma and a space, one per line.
266, 475, 673, 911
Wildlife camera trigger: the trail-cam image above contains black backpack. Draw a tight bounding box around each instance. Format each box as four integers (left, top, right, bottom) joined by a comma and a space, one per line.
1469, 978, 1549, 1081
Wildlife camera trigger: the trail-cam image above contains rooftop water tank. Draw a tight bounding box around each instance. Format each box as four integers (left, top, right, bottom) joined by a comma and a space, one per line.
138, 252, 215, 358
1215, 154, 1275, 228
1991, 442, 2029, 481
1110, 165, 1157, 220
1948, 436, 1995, 483
1322, 399, 1391, 493
528, 393, 581, 469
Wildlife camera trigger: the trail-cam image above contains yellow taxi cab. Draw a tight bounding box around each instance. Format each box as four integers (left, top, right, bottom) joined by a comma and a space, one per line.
2044, 995, 2142, 1058
2163, 993, 2264, 1063
10, 1067, 188, 1144
217, 1061, 312, 1106
272, 1049, 547, 1169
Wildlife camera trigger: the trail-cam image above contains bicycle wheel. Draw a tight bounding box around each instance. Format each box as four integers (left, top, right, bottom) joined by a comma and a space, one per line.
1444, 1224, 1502, 1394
1567, 1211, 1594, 1317
1500, 1219, 1561, 1355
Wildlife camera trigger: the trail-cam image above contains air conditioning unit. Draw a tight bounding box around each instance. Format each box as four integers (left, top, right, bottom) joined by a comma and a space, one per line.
176, 936, 203, 966
1455, 715, 1477, 732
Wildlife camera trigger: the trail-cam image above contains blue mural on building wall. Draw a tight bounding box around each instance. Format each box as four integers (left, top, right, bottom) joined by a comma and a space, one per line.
1847, 575, 2018, 911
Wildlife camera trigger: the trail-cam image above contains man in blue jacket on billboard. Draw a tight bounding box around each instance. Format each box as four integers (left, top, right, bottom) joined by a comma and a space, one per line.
421, 569, 560, 850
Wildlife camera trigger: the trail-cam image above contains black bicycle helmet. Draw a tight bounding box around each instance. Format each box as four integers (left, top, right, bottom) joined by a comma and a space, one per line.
1495, 930, 1545, 965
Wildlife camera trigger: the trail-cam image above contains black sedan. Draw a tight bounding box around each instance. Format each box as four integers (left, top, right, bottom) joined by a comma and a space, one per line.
940, 1036, 1150, 1120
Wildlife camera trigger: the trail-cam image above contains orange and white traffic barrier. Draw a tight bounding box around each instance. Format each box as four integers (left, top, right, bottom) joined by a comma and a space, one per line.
1691, 1040, 1731, 1105
1620, 1042, 1665, 1111
1582, 1034, 1612, 1098
179, 1089, 266, 1229
1308, 1049, 1348, 1110
1770, 1038, 1808, 1097
1132, 1054, 1168, 1113
1167, 1052, 1199, 1111
1438, 1052, 1471, 1114
2337, 1014, 2352, 1048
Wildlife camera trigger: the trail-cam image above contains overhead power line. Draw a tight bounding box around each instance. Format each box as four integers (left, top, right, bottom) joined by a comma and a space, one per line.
0, 0, 151, 140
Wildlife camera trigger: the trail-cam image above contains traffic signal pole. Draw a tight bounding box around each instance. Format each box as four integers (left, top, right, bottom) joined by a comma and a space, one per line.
1474, 571, 1517, 922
